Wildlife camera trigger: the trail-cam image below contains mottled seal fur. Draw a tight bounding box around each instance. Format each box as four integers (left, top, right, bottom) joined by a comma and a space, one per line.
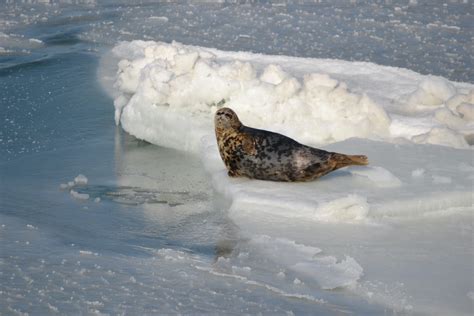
215, 107, 368, 182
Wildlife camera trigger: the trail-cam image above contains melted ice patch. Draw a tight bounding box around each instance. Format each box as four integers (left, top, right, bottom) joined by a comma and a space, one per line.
348, 166, 402, 188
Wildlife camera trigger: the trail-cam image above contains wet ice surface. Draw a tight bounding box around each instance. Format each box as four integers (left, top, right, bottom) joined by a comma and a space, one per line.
1, 1, 473, 315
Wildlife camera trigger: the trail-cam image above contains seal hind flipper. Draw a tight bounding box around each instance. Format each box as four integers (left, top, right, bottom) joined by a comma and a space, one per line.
330, 153, 369, 170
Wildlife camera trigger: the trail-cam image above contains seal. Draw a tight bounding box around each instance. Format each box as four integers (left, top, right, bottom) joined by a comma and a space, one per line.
215, 107, 368, 182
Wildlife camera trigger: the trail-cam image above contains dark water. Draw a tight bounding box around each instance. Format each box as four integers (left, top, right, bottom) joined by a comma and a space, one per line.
1, 1, 473, 82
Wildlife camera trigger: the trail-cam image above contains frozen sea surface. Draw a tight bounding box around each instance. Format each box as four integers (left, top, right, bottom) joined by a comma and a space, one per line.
1, 1, 473, 315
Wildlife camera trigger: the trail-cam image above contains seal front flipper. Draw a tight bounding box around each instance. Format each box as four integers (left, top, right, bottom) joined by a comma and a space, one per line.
228, 169, 238, 177
241, 136, 257, 155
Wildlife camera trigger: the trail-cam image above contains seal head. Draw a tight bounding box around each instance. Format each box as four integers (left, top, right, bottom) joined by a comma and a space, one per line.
215, 107, 242, 131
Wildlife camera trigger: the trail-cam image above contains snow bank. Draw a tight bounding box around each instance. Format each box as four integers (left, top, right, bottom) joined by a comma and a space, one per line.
110, 41, 473, 151
112, 40, 390, 150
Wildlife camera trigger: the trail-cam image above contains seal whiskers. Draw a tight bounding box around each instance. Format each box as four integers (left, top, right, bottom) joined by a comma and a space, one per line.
214, 107, 369, 182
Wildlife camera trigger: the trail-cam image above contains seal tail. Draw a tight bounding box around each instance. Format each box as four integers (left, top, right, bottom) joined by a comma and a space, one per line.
331, 153, 369, 169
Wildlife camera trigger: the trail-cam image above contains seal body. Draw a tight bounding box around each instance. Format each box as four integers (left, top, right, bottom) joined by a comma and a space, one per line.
214, 107, 368, 182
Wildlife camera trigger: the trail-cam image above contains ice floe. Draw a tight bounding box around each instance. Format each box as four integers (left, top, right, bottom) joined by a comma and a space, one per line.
100, 40, 473, 224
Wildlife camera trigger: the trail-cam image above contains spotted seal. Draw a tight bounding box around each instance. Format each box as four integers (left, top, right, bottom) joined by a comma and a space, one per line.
214, 107, 368, 182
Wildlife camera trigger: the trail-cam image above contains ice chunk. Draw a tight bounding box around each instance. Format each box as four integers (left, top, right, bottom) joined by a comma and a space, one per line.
79, 250, 94, 255
314, 195, 370, 222
446, 93, 469, 111
148, 16, 169, 23
407, 76, 457, 106
456, 103, 474, 121
247, 235, 364, 290
292, 256, 363, 290
113, 95, 129, 125
260, 64, 288, 85
70, 190, 89, 200
293, 278, 302, 285
303, 73, 339, 91
434, 108, 466, 129
412, 127, 468, 148
411, 168, 425, 178
173, 52, 198, 75
74, 174, 88, 185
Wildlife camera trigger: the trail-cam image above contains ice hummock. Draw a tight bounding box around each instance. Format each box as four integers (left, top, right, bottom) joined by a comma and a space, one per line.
109, 41, 473, 151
